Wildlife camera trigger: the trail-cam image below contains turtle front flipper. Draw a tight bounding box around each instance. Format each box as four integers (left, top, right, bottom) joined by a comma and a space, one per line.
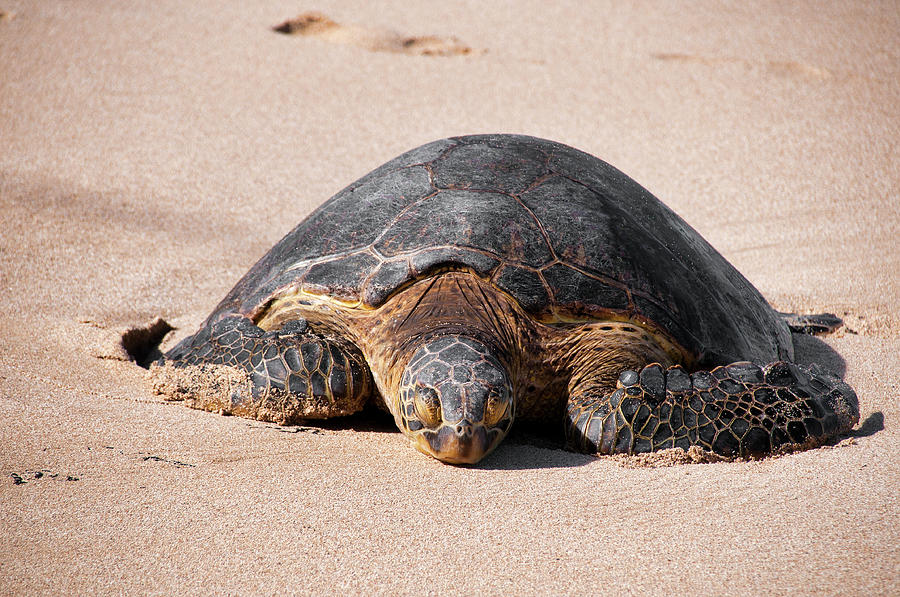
152, 315, 372, 424
565, 362, 859, 457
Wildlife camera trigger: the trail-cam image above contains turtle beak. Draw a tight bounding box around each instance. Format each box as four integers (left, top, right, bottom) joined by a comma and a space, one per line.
414, 420, 504, 465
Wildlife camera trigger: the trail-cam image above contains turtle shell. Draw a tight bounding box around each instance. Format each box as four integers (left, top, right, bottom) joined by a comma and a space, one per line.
207, 134, 791, 367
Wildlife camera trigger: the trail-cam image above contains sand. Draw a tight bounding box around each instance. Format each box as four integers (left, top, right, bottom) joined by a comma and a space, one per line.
1, 1, 897, 594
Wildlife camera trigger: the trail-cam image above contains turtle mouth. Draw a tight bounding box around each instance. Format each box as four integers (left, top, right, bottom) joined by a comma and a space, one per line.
413, 421, 504, 465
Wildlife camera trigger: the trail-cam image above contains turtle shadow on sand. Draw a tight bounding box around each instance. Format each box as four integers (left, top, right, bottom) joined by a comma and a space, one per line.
790, 332, 846, 377
791, 332, 883, 440
476, 423, 597, 470
317, 407, 398, 434
478, 442, 597, 470
852, 411, 884, 438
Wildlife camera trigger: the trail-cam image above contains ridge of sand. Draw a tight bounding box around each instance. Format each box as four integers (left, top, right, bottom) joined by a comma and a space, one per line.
273, 11, 478, 57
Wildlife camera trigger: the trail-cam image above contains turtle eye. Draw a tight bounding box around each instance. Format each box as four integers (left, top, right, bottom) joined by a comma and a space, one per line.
483, 389, 509, 427
413, 387, 442, 427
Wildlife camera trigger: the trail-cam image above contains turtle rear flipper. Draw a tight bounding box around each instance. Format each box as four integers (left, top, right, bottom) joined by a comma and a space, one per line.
779, 311, 844, 335
152, 316, 372, 424
565, 362, 859, 457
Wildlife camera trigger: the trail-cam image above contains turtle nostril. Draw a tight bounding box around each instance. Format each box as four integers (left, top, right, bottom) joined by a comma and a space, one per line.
455, 422, 474, 438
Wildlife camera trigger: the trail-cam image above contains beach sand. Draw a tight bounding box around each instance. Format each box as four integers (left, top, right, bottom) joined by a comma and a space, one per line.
1, 1, 897, 594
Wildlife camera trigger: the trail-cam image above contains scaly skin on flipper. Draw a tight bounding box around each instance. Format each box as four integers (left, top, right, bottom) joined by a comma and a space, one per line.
161, 315, 371, 423
565, 361, 859, 457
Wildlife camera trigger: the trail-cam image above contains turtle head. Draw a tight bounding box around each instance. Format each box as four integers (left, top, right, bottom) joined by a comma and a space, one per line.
397, 335, 514, 465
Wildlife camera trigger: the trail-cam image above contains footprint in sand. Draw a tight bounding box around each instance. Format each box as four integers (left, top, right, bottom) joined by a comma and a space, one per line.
652, 52, 831, 80
272, 12, 478, 57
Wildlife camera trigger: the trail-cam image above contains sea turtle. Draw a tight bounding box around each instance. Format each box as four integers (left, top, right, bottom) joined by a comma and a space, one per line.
154, 134, 859, 464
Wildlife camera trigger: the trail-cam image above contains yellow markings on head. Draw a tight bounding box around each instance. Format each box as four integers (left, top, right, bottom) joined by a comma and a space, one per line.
412, 386, 442, 428
482, 390, 509, 427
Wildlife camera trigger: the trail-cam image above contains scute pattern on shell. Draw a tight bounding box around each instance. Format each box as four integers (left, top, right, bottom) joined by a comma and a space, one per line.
205, 134, 791, 367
